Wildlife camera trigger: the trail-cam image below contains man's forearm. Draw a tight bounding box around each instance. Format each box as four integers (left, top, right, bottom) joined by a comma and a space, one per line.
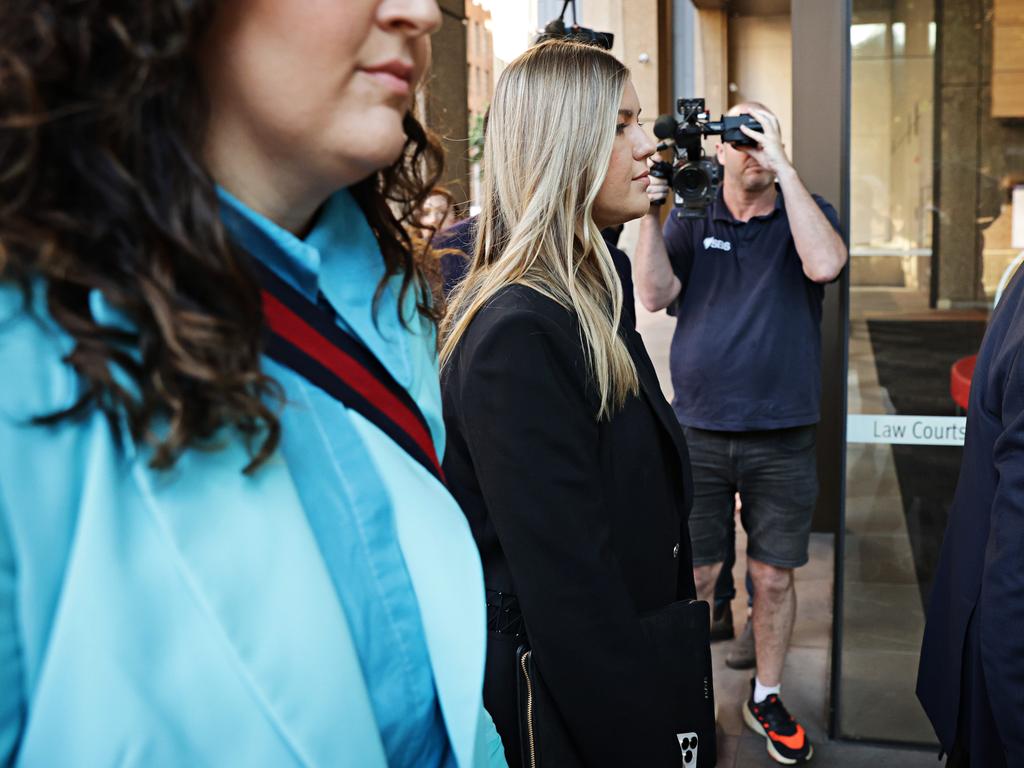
633, 212, 681, 312
776, 165, 848, 283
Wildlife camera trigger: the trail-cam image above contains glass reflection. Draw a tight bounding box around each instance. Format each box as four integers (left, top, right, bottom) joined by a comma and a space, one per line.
843, 0, 1024, 745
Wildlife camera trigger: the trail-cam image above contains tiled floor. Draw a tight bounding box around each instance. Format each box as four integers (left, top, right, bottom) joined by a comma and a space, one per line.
709, 529, 937, 767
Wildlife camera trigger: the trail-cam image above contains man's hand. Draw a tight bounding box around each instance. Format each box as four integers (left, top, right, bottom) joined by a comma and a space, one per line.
646, 156, 670, 209
740, 107, 848, 283
738, 108, 792, 175
634, 156, 683, 310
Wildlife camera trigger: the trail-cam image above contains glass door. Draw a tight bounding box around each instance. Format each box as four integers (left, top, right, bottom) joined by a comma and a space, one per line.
840, 0, 1024, 743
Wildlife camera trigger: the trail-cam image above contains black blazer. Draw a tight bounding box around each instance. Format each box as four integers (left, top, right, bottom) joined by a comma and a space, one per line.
918, 268, 1024, 768
442, 284, 696, 767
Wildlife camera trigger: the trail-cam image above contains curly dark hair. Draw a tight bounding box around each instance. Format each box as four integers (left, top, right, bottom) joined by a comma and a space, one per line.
0, 1, 444, 472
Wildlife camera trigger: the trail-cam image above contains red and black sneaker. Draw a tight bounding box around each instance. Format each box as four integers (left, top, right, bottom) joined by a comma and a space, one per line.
742, 680, 813, 764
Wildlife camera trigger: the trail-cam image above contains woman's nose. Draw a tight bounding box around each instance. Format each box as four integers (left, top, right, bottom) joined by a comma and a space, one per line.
635, 130, 656, 161
378, 0, 443, 36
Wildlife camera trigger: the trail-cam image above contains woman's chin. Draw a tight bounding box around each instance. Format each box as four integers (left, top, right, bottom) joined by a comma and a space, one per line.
337, 121, 407, 182
621, 200, 652, 225
594, 203, 648, 230
336, 139, 407, 188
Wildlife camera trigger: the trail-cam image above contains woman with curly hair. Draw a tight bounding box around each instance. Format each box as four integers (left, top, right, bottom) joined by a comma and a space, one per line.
0, 2, 503, 766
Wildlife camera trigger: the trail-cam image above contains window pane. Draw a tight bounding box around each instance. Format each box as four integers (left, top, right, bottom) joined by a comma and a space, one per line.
843, 0, 1024, 744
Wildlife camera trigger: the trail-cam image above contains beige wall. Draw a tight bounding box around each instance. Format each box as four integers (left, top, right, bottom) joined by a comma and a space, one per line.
690, 11, 794, 176
582, 0, 667, 252
727, 15, 793, 157
583, 0, 663, 123
993, 0, 1024, 116
694, 9, 729, 119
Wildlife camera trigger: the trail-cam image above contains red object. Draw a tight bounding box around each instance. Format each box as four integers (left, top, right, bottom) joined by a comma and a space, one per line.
950, 354, 978, 411
261, 289, 445, 483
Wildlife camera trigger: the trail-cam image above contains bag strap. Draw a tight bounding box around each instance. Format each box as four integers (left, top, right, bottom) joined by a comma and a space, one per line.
253, 259, 446, 485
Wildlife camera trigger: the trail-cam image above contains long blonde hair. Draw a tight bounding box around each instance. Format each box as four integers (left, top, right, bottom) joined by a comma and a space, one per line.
439, 40, 638, 419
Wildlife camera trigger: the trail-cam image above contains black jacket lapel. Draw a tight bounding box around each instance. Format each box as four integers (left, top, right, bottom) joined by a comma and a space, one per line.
623, 326, 694, 514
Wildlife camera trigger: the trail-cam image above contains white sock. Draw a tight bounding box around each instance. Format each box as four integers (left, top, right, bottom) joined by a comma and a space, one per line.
753, 677, 780, 704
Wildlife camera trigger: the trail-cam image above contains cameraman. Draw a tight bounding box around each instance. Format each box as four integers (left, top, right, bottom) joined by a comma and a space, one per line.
633, 102, 846, 765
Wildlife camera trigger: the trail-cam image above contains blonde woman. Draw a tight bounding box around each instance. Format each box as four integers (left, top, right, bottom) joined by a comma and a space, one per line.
441, 41, 710, 767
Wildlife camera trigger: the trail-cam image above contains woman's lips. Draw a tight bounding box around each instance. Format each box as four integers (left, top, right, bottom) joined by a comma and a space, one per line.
360, 60, 414, 97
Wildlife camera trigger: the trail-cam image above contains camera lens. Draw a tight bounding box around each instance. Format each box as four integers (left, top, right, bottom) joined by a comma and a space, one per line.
674, 164, 710, 200
680, 167, 706, 192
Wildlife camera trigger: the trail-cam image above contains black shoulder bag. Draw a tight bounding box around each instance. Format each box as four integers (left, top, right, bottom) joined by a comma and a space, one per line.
514, 599, 717, 768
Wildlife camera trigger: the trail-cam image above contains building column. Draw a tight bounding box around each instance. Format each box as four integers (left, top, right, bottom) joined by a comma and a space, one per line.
427, 0, 470, 206
932, 0, 989, 307
791, 0, 850, 536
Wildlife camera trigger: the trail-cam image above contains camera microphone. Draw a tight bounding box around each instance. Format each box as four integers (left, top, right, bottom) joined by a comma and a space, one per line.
654, 114, 678, 141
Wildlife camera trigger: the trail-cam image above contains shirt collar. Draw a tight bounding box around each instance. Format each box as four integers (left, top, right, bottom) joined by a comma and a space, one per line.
217, 186, 412, 387
216, 185, 391, 315
218, 187, 323, 302
712, 184, 785, 224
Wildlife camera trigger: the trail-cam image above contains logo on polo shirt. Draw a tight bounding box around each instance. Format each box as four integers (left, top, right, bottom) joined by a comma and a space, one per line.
703, 236, 732, 252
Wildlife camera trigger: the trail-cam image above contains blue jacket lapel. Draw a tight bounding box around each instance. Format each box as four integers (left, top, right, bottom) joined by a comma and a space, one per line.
390, 475, 489, 768
279, 370, 492, 767
130, 439, 389, 768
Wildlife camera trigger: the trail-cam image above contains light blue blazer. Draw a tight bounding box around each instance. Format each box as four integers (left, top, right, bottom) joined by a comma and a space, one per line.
0, 282, 505, 766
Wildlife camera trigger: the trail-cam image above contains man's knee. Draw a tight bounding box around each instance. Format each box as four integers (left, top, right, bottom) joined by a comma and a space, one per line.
693, 562, 722, 595
748, 559, 793, 600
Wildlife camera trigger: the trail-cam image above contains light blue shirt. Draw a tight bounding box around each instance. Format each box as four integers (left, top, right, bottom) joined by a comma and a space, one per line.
219, 188, 452, 768
0, 198, 506, 767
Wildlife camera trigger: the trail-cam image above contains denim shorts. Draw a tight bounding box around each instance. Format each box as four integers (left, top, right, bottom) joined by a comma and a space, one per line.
683, 425, 818, 569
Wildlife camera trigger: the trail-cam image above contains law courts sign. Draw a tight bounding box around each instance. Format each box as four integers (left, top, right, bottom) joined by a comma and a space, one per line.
847, 414, 967, 446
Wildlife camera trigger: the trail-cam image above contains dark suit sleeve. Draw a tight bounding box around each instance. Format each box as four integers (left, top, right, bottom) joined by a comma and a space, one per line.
454, 306, 680, 767
436, 217, 476, 299
979, 343, 1024, 760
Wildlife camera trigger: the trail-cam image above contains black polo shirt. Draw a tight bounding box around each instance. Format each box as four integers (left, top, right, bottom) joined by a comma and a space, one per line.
663, 186, 841, 431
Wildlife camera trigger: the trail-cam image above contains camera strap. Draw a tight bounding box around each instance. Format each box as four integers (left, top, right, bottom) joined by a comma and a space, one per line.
253, 258, 446, 485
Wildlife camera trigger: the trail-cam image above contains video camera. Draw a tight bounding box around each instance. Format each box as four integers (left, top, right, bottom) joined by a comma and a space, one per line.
650, 98, 762, 219
536, 0, 614, 50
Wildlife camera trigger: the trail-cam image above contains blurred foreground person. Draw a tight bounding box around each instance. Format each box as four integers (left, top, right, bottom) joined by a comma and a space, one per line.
440, 40, 713, 768
918, 268, 1024, 767
0, 1, 504, 766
